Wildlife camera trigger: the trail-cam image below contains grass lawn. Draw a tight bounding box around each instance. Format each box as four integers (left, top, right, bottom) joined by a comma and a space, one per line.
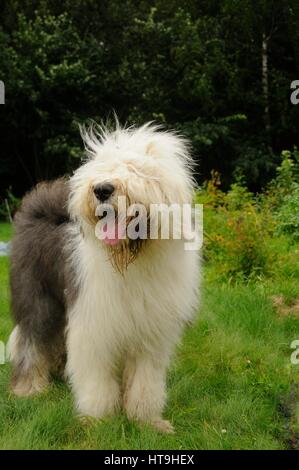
0, 222, 298, 449
0, 222, 12, 242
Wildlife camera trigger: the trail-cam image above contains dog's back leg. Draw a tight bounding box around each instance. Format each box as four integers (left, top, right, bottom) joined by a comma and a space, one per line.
8, 291, 66, 397
8, 179, 69, 396
7, 325, 51, 396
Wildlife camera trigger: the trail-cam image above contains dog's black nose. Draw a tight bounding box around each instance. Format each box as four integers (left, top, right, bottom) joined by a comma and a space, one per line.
93, 183, 115, 201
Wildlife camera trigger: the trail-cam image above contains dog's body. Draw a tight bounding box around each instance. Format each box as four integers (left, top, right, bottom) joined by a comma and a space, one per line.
8, 123, 200, 432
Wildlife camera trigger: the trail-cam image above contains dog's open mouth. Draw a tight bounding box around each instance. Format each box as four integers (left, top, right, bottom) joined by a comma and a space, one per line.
96, 207, 150, 249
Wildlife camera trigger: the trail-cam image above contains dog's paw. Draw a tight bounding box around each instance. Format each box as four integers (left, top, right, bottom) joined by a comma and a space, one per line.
151, 418, 175, 434
11, 375, 48, 397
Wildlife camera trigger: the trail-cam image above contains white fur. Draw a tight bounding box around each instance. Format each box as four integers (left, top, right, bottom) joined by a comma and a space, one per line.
7, 326, 49, 396
6, 325, 19, 362
66, 123, 200, 430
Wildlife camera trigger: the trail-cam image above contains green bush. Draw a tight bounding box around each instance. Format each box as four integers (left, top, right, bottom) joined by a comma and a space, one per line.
198, 174, 274, 281
264, 148, 299, 210
225, 175, 254, 211
221, 205, 271, 281
259, 148, 299, 240
274, 183, 299, 239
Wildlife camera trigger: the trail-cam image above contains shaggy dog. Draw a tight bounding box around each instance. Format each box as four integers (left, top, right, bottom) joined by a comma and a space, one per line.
8, 123, 200, 433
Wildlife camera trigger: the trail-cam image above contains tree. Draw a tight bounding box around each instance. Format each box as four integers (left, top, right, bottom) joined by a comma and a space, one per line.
0, 0, 298, 197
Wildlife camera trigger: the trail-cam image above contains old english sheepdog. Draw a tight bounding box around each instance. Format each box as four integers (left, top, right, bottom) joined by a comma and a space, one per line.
8, 122, 200, 433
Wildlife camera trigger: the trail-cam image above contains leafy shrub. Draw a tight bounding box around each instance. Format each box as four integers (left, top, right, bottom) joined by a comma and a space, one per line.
198, 170, 225, 207
274, 183, 299, 239
198, 174, 273, 281
260, 148, 299, 240
221, 205, 271, 280
264, 148, 299, 210
225, 174, 254, 211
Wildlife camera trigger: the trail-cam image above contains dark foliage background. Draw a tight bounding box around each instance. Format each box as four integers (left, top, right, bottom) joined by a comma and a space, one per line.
0, 0, 299, 198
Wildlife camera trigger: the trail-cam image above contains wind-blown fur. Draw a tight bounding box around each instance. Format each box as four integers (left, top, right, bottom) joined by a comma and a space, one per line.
8, 122, 200, 433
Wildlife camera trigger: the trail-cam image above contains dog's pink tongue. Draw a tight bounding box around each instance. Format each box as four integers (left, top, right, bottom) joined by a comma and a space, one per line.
102, 222, 124, 246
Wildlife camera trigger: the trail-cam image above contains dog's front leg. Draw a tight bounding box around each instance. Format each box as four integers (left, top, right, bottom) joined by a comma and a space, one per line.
66, 322, 120, 419
123, 354, 174, 433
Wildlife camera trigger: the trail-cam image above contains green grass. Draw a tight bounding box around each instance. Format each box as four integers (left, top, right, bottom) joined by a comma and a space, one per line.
0, 222, 12, 242
0, 223, 298, 449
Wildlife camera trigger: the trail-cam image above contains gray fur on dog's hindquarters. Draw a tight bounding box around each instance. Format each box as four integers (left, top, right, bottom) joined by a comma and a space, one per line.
8, 179, 76, 395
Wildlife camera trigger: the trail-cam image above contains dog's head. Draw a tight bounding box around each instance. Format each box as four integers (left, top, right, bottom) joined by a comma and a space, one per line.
69, 121, 195, 272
